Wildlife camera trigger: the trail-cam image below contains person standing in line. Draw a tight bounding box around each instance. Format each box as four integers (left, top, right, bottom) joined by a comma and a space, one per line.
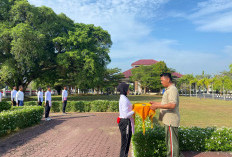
37, 88, 43, 106
117, 82, 134, 157
62, 86, 68, 114
45, 86, 52, 121
150, 73, 180, 157
16, 85, 24, 106
11, 86, 17, 106
0, 89, 2, 102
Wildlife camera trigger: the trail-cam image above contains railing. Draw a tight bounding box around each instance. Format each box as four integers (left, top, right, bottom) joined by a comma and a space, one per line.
179, 93, 232, 100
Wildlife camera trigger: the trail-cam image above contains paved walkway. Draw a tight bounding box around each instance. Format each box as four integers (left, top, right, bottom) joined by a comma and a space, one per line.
0, 113, 127, 157
0, 113, 231, 157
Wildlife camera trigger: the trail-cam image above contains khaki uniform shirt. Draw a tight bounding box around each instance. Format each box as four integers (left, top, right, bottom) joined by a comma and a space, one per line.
159, 84, 180, 127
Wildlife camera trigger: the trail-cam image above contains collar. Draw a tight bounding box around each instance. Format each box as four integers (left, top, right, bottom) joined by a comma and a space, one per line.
166, 84, 174, 90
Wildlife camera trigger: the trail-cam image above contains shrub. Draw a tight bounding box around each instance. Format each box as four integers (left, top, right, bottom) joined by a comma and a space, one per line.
7, 100, 119, 113
83, 101, 91, 112
0, 106, 44, 136
0, 102, 11, 112
51, 102, 62, 112
205, 127, 232, 151
90, 100, 109, 112
24, 101, 37, 106
108, 101, 119, 112
132, 117, 232, 157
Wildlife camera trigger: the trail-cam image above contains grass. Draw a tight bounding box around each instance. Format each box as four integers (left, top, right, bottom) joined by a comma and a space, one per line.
2, 95, 232, 127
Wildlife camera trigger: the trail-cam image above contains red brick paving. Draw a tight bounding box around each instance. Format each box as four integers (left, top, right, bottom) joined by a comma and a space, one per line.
0, 113, 231, 157
0, 113, 127, 157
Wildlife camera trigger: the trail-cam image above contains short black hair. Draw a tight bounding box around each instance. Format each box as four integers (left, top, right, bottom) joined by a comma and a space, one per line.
47, 86, 51, 89
160, 73, 173, 82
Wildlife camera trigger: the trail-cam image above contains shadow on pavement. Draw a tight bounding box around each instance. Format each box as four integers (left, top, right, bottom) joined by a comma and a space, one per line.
0, 114, 93, 155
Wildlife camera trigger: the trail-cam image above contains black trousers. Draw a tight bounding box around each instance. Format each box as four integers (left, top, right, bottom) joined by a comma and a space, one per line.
12, 99, 16, 106
38, 99, 42, 106
63, 100, 67, 113
118, 119, 132, 157
45, 101, 51, 118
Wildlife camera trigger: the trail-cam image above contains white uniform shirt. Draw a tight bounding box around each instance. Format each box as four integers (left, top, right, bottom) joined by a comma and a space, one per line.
37, 91, 43, 102
0, 92, 2, 102
119, 95, 134, 118
11, 90, 17, 101
45, 91, 52, 106
16, 91, 24, 102
62, 90, 68, 101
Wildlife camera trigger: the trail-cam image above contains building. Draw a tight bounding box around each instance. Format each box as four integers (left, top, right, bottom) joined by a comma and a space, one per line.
122, 59, 183, 94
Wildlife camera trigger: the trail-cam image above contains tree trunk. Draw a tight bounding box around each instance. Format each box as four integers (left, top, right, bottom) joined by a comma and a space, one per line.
195, 83, 197, 98
190, 84, 191, 97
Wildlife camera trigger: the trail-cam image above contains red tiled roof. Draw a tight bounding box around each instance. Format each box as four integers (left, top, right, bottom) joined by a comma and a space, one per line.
131, 59, 158, 66
123, 68, 135, 78
123, 69, 183, 79
172, 72, 183, 78
123, 59, 183, 78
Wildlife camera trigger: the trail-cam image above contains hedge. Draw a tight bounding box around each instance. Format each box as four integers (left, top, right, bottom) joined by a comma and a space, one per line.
132, 115, 232, 157
0, 106, 44, 136
24, 100, 119, 113
0, 102, 11, 112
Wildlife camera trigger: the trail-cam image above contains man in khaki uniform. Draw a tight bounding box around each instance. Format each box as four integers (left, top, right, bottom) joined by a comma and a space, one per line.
150, 73, 180, 157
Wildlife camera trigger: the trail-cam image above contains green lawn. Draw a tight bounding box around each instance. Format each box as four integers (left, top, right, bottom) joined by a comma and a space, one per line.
2, 95, 232, 127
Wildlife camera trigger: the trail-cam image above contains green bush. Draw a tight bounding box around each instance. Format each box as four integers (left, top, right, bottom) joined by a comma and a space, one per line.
51, 101, 62, 112
108, 101, 119, 112
0, 102, 11, 112
24, 101, 37, 106
0, 106, 44, 136
132, 117, 232, 157
90, 100, 109, 112
205, 127, 232, 151
21, 100, 119, 113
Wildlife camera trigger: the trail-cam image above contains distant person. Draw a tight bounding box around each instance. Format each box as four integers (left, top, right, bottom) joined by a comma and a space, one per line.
150, 73, 180, 157
117, 82, 134, 157
37, 88, 43, 106
11, 86, 17, 106
45, 86, 52, 121
62, 86, 68, 114
0, 89, 2, 102
16, 85, 24, 106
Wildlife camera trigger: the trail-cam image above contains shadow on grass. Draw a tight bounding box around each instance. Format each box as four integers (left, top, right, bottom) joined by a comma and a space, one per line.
0, 114, 93, 155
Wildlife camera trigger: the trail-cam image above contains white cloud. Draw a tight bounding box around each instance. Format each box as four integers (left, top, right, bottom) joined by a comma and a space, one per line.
28, 0, 231, 75
189, 0, 232, 32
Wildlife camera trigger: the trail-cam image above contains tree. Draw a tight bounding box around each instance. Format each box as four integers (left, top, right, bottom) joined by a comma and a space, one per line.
177, 74, 194, 96
101, 68, 124, 94
131, 61, 173, 93
0, 0, 112, 92
54, 23, 112, 92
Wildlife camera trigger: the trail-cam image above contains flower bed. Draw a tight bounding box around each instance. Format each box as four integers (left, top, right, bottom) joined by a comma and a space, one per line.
132, 115, 232, 157
0, 106, 44, 137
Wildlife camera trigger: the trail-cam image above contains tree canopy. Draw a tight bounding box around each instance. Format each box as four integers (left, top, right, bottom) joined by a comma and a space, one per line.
0, 0, 113, 91
130, 61, 173, 93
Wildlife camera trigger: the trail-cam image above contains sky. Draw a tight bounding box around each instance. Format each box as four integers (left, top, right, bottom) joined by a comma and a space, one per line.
28, 0, 232, 75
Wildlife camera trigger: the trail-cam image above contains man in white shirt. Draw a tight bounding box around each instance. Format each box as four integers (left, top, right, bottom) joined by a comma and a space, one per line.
62, 86, 68, 114
16, 85, 24, 106
0, 89, 2, 102
45, 86, 52, 121
37, 88, 43, 106
11, 86, 17, 106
